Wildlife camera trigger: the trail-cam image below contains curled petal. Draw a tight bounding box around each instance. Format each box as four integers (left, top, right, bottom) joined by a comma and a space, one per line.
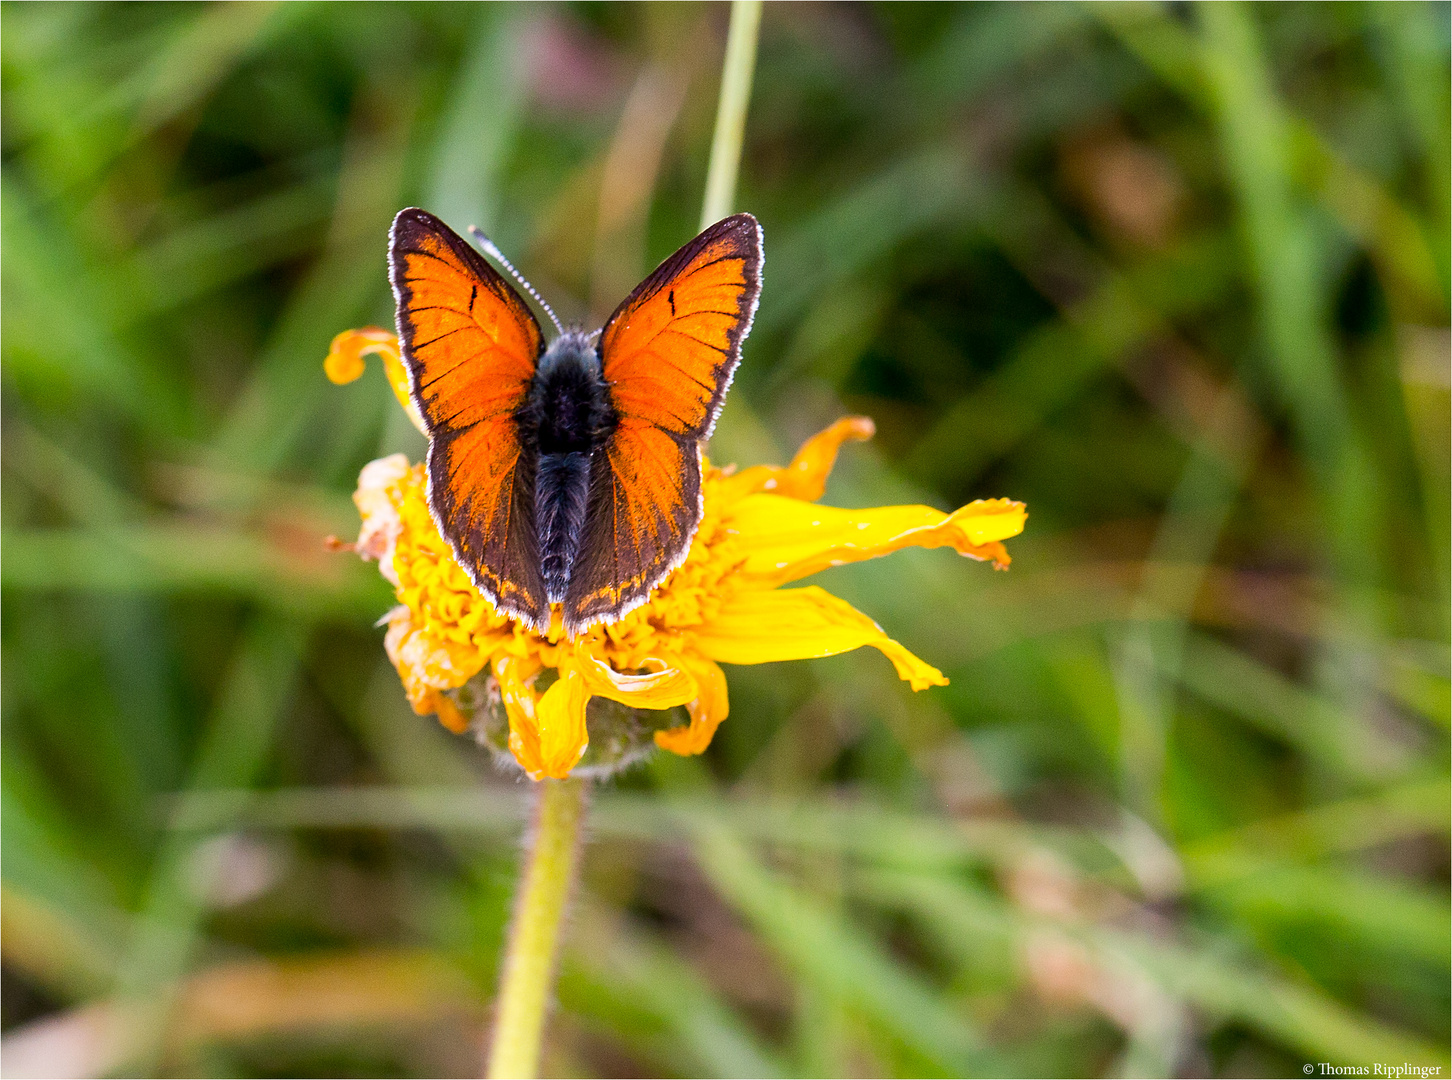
728, 494, 1027, 584
718, 416, 876, 503
530, 661, 591, 780
398, 624, 488, 691
383, 612, 487, 732
324, 328, 426, 434
693, 586, 948, 691
576, 651, 698, 710
432, 695, 469, 734
493, 653, 543, 769
654, 652, 730, 756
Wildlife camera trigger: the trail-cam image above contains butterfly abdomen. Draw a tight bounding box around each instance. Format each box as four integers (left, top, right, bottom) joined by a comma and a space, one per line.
521, 331, 618, 604
536, 452, 590, 602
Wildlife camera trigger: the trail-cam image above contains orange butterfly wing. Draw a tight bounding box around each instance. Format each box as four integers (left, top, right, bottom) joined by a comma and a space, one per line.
564, 213, 763, 633
388, 208, 548, 628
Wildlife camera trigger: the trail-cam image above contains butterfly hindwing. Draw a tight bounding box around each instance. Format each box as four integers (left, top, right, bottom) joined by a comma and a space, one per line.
564, 213, 763, 632
388, 208, 549, 628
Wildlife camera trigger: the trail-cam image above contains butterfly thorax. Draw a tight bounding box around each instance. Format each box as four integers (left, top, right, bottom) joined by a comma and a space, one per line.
518, 330, 618, 604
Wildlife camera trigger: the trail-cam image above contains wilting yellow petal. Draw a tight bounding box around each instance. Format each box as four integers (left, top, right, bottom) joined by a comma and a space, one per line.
493, 653, 544, 770
530, 661, 591, 780
717, 416, 876, 503
728, 494, 1027, 584
654, 652, 730, 756
693, 586, 947, 691
576, 652, 698, 710
352, 454, 412, 584
392, 621, 489, 689
430, 694, 470, 734
324, 328, 425, 434
383, 611, 487, 732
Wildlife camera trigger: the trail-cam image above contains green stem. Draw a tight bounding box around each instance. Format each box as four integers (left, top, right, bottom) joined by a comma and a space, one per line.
486, 778, 588, 1079
700, 0, 763, 229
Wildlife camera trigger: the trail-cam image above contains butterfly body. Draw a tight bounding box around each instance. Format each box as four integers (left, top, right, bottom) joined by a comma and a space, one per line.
389, 207, 762, 636
517, 331, 617, 603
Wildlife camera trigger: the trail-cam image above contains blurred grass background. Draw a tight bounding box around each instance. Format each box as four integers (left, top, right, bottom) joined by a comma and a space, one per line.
2, 2, 1448, 1077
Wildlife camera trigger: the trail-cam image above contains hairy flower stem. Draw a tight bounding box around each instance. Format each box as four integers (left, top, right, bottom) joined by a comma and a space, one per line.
486, 778, 588, 1079
700, 0, 763, 229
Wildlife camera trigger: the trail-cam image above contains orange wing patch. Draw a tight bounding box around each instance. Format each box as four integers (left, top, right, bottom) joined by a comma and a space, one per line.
599, 214, 762, 440
565, 214, 763, 632
389, 208, 548, 628
565, 423, 701, 632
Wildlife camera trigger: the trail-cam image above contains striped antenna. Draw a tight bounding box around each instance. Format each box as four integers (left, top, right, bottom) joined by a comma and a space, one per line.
467, 226, 564, 336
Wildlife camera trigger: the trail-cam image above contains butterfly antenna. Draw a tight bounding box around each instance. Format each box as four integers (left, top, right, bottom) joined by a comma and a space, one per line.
468, 225, 565, 336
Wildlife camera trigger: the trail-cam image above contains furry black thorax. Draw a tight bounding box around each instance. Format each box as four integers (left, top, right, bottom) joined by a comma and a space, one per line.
516, 330, 618, 603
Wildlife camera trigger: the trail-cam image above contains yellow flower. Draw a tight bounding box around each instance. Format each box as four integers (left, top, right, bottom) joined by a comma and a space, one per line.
327, 329, 1027, 781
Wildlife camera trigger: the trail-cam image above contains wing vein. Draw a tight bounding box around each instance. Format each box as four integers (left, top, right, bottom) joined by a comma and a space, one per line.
411, 326, 469, 351
406, 304, 476, 315
399, 248, 458, 269
418, 354, 480, 390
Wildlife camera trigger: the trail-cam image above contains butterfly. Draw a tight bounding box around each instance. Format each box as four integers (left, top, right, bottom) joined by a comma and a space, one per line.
388, 207, 763, 637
